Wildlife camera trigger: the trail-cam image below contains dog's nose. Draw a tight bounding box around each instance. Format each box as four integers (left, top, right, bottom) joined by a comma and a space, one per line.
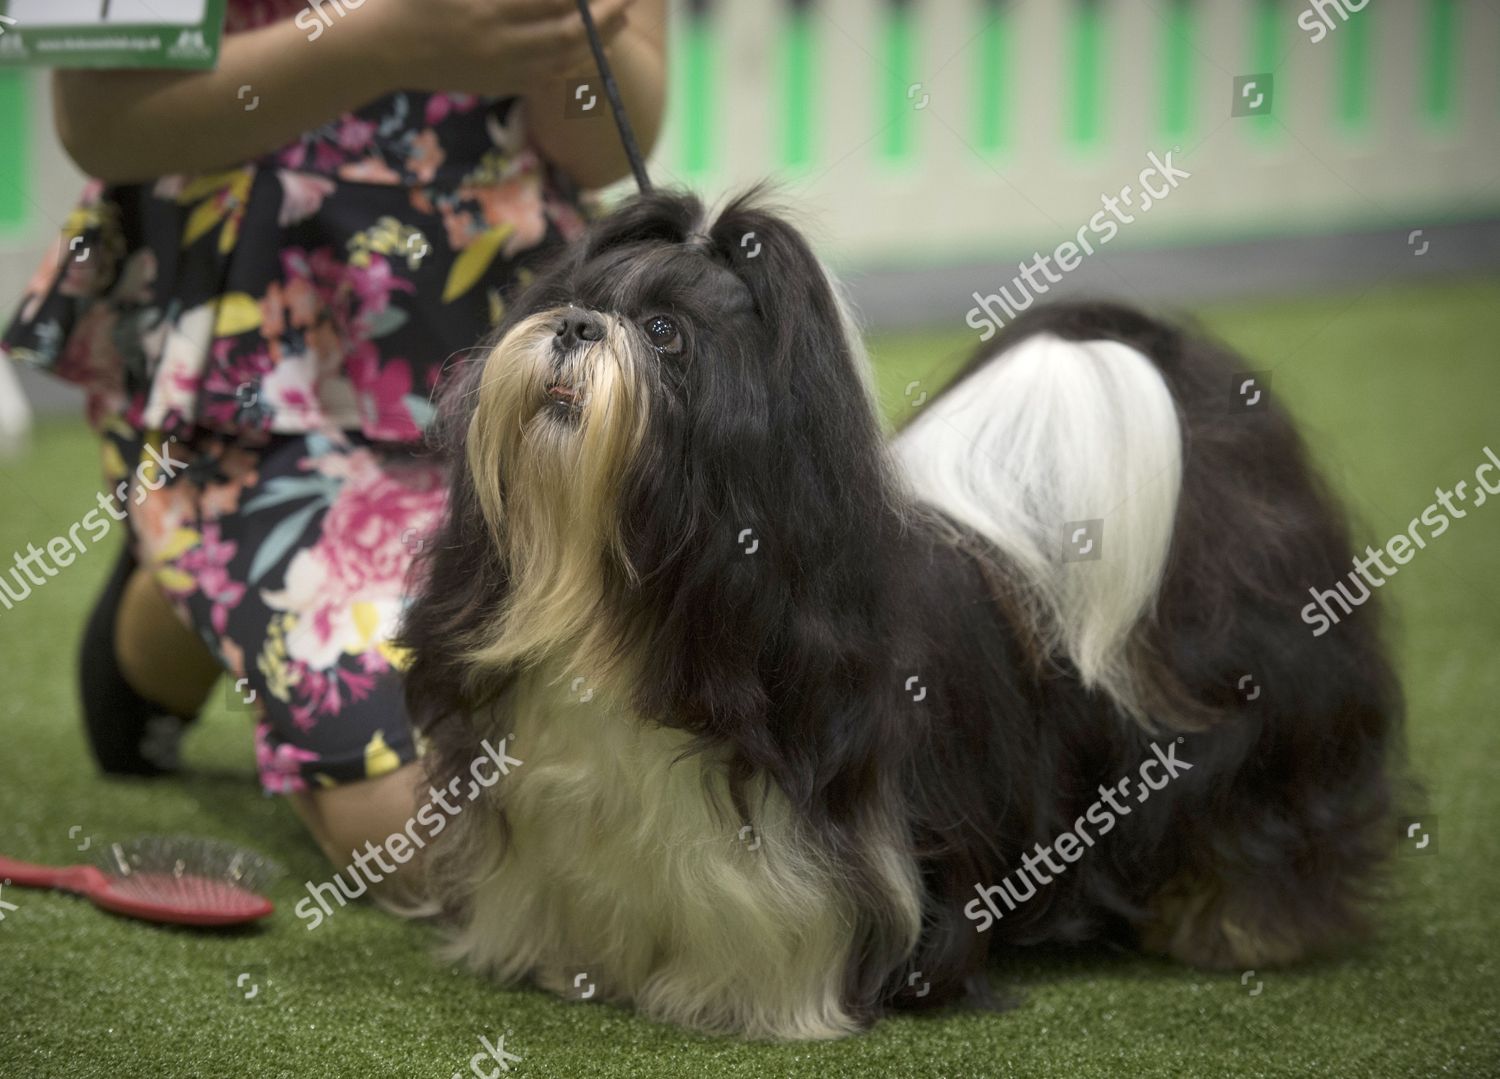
554, 311, 605, 351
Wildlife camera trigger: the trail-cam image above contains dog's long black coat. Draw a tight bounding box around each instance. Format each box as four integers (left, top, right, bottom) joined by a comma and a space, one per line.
400, 191, 1402, 1030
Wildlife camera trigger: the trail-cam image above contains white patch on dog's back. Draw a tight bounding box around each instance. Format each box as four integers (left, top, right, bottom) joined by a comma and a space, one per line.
446, 662, 864, 1040
894, 333, 1183, 728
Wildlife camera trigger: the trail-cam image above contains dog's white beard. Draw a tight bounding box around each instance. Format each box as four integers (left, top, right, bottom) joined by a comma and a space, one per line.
463, 312, 648, 678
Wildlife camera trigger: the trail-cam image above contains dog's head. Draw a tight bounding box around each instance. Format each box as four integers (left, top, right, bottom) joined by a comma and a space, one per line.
419, 190, 898, 699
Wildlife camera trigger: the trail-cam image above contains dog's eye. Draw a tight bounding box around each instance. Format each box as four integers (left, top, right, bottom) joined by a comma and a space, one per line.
641, 315, 683, 354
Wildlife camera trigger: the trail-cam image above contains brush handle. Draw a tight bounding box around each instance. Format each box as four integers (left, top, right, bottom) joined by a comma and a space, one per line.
0, 856, 108, 896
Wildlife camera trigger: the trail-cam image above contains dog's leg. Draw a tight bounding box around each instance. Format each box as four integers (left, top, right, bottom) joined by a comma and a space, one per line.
1140, 874, 1323, 970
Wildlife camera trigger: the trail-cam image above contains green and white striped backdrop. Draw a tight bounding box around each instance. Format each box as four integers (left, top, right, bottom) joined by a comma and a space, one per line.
648, 0, 1499, 267
0, 0, 1496, 292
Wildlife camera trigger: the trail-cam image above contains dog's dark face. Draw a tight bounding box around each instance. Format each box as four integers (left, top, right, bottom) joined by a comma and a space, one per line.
453, 191, 897, 693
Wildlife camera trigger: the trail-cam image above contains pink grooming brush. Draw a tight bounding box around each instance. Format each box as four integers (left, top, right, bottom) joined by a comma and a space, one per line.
0, 836, 279, 927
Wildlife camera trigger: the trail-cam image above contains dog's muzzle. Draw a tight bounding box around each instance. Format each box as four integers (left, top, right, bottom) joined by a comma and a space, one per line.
546, 309, 603, 417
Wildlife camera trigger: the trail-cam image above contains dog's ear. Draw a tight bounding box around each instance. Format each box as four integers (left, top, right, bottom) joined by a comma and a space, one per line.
701, 190, 889, 520
397, 447, 512, 729
397, 343, 515, 754
707, 191, 867, 395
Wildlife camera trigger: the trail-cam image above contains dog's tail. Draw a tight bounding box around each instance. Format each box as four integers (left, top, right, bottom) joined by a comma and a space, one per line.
893, 308, 1182, 727
895, 301, 1403, 966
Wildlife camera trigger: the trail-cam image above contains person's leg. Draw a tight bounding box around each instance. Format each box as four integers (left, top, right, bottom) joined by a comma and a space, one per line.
115, 563, 221, 718
191, 434, 449, 912
80, 427, 225, 775
79, 540, 218, 775
288, 761, 433, 910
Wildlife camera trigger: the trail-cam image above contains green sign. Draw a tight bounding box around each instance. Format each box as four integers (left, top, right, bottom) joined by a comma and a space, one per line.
0, 0, 225, 69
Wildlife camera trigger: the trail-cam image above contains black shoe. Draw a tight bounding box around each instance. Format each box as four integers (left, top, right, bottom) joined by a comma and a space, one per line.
78, 542, 195, 776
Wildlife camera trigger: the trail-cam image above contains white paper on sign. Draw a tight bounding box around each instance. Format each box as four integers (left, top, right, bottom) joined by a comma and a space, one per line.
6, 0, 207, 26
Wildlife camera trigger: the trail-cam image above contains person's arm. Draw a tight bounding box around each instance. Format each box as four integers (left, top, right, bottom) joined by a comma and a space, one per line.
53, 16, 392, 183
52, 0, 641, 185
524, 0, 667, 189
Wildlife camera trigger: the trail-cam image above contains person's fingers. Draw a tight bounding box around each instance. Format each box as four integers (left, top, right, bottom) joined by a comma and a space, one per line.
591, 0, 640, 22
506, 10, 584, 50
562, 0, 631, 57
550, 34, 623, 81
506, 0, 632, 51
498, 0, 576, 22
500, 0, 628, 29
590, 0, 634, 38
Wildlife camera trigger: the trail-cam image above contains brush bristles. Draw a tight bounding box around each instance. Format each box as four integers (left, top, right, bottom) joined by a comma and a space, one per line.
105, 873, 267, 915
98, 836, 280, 910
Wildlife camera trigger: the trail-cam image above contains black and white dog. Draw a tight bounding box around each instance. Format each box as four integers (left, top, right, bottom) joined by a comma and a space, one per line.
400, 191, 1401, 1040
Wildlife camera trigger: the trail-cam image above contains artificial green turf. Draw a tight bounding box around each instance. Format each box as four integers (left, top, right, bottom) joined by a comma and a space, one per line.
2, 280, 1497, 1078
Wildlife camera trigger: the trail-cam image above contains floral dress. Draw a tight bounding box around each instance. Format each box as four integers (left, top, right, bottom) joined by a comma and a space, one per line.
0, 0, 588, 793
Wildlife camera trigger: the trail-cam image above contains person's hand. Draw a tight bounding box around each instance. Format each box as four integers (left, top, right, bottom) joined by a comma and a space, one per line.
360, 0, 639, 98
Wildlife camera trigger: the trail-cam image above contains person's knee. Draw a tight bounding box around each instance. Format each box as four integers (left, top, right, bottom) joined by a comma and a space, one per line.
299, 763, 429, 905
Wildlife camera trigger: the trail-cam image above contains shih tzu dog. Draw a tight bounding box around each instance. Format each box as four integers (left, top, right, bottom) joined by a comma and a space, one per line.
400, 190, 1400, 1040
